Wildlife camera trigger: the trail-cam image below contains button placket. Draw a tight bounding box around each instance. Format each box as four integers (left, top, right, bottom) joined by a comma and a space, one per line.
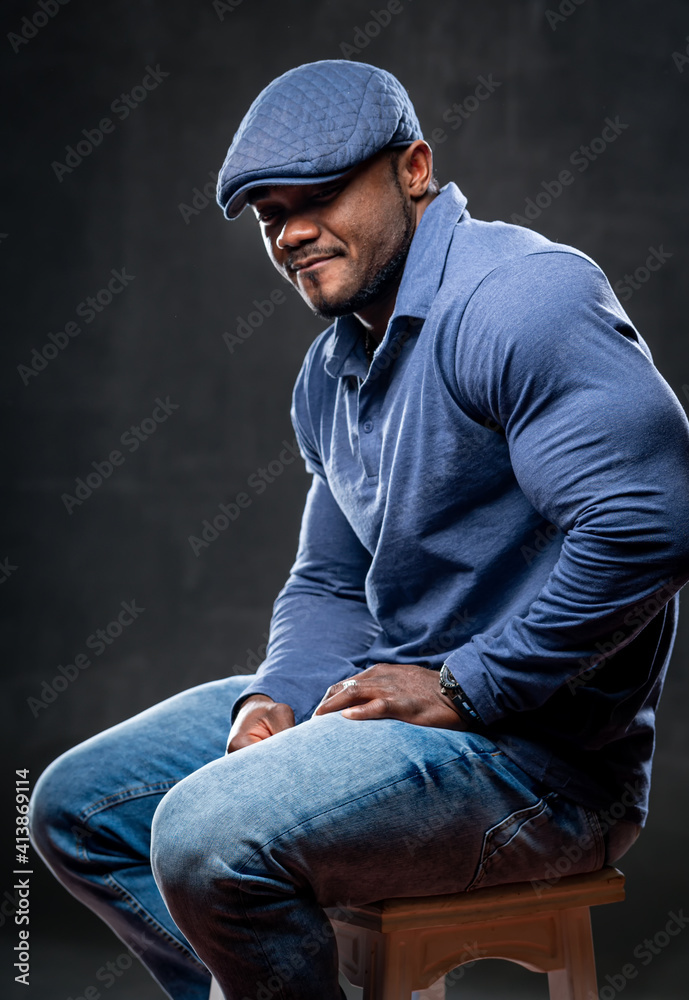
352, 317, 417, 480
357, 384, 380, 478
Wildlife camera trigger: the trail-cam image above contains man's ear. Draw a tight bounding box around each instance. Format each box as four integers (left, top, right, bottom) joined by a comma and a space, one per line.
400, 140, 435, 199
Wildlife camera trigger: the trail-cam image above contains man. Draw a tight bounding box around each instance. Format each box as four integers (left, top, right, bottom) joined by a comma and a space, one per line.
29, 60, 689, 1000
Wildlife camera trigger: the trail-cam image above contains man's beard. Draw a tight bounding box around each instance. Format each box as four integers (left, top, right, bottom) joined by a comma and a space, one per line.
307, 198, 416, 320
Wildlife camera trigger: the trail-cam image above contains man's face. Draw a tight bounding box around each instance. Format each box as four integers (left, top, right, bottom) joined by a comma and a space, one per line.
247, 150, 415, 320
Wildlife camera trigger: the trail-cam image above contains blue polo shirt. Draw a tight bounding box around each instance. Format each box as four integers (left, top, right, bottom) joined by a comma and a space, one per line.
233, 182, 689, 824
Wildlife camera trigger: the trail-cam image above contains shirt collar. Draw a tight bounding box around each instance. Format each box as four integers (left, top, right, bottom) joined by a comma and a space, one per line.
323, 181, 468, 379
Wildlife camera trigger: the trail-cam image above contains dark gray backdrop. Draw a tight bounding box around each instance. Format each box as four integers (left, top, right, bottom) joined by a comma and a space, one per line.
3, 1, 689, 997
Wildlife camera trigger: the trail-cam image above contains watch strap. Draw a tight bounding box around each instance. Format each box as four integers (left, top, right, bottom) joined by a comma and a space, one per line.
439, 664, 482, 726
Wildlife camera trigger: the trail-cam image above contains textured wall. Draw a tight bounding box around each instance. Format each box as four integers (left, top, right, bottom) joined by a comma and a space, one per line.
3, 1, 689, 997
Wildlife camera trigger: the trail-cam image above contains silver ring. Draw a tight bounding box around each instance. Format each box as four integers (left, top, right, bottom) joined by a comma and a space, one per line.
341, 679, 357, 689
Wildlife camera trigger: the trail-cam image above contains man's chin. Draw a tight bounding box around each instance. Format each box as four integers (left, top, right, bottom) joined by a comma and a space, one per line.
298, 240, 412, 321
300, 287, 360, 320
308, 299, 356, 320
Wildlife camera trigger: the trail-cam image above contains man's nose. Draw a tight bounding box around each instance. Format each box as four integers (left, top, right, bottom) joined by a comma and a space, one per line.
275, 215, 320, 250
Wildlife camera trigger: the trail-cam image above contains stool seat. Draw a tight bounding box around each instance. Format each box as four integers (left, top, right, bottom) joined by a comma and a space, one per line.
325, 866, 625, 1000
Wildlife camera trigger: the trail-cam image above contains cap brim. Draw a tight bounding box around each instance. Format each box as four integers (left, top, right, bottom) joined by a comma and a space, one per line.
220, 138, 419, 220
221, 167, 354, 220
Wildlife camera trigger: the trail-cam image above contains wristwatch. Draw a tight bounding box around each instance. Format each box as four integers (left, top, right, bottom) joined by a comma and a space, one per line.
439, 664, 482, 727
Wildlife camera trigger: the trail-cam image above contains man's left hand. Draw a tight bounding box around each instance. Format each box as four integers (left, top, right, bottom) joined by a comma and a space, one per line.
312, 662, 473, 730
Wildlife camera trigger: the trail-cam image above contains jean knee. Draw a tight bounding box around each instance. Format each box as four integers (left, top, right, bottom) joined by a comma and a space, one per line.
150, 769, 225, 912
29, 745, 94, 872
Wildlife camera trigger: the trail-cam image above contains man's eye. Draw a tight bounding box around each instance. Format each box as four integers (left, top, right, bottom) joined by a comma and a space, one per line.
257, 209, 279, 224
313, 186, 340, 202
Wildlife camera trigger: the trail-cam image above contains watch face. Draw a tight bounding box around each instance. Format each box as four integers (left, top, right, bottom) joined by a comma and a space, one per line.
440, 664, 459, 691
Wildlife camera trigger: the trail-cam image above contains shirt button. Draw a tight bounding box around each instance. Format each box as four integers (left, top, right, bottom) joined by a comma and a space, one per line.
363, 420, 373, 433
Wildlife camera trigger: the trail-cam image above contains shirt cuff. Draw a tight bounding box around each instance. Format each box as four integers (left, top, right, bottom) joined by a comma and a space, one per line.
442, 644, 507, 727
230, 688, 275, 726
229, 671, 353, 727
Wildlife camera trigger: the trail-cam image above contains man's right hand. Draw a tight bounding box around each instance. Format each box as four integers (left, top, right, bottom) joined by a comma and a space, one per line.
226, 694, 295, 754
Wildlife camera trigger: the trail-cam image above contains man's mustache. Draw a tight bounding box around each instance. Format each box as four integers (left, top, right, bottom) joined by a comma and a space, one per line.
287, 247, 346, 272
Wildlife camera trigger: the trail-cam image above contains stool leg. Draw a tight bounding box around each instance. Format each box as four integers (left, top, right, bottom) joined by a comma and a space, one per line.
547, 907, 598, 1000
208, 975, 223, 999
412, 977, 446, 999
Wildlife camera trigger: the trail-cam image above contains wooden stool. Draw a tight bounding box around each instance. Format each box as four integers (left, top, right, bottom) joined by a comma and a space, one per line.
207, 867, 624, 1000
325, 866, 625, 1000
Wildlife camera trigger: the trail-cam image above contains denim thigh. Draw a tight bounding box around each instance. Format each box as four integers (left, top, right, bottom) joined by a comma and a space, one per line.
151, 710, 606, 910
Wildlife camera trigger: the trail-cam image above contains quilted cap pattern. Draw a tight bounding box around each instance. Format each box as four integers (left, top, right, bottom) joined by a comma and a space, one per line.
217, 60, 423, 220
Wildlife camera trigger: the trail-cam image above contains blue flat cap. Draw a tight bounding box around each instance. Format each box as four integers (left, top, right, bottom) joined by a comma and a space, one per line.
217, 59, 423, 220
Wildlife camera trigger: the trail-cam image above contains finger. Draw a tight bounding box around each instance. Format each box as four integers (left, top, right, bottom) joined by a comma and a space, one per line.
267, 715, 296, 735
312, 687, 334, 713
313, 695, 350, 716
313, 679, 364, 715
226, 732, 265, 753
341, 697, 396, 721
227, 715, 278, 752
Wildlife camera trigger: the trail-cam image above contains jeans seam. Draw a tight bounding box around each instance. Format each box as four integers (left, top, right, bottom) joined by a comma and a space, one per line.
237, 878, 292, 1000
465, 795, 550, 891
75, 823, 89, 865
480, 797, 550, 867
74, 782, 178, 864
104, 873, 209, 974
78, 780, 179, 820
235, 747, 501, 879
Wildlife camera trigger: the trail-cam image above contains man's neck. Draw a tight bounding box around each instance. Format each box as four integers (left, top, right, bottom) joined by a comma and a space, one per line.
354, 286, 401, 348
354, 189, 439, 348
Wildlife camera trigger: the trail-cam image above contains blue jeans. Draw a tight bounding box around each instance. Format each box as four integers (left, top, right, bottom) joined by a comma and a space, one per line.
29, 673, 607, 1000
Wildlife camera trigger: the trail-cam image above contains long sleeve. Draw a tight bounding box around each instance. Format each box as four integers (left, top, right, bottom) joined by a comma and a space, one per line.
444, 250, 689, 726
230, 369, 381, 726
